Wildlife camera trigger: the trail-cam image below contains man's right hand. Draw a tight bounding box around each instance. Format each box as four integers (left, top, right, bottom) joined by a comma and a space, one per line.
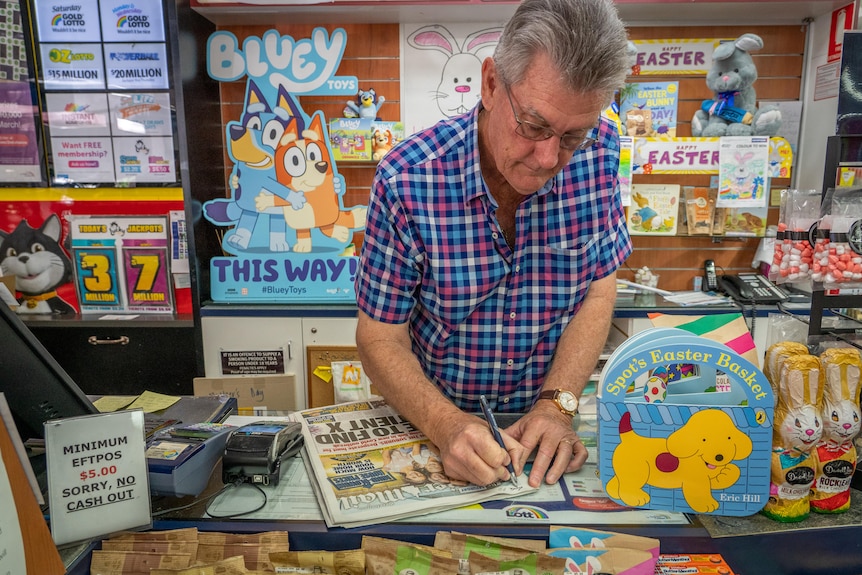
356, 312, 526, 486
429, 411, 525, 486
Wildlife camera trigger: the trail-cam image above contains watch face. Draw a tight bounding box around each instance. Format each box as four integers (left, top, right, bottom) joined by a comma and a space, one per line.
558, 391, 578, 412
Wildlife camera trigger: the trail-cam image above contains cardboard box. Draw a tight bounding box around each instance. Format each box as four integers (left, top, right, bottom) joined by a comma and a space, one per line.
328, 118, 404, 163
329, 118, 373, 161
193, 375, 297, 415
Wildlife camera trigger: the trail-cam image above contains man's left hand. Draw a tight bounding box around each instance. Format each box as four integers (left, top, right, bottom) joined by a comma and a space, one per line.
506, 403, 587, 487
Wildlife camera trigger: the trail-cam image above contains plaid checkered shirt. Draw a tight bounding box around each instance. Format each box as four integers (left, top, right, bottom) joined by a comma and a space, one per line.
355, 105, 631, 412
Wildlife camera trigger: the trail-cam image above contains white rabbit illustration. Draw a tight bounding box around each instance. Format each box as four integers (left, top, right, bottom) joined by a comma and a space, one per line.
631, 138, 649, 171
406, 25, 502, 117
730, 151, 756, 195
821, 356, 862, 445
776, 402, 822, 451
821, 398, 861, 446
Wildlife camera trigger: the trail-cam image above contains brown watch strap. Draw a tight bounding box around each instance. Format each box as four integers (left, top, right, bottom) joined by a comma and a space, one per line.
537, 389, 578, 416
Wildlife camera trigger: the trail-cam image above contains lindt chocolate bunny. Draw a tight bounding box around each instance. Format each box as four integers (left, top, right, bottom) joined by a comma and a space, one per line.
762, 354, 823, 522
763, 341, 809, 403
811, 348, 862, 513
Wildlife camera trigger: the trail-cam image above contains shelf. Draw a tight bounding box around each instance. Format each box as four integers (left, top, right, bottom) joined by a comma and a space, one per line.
190, 0, 850, 26
21, 313, 195, 329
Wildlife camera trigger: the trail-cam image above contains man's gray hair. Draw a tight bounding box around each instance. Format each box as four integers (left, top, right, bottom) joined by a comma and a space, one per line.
494, 0, 630, 98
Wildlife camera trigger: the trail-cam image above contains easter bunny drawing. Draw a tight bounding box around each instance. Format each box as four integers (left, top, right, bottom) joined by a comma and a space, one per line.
762, 353, 823, 522
730, 151, 756, 197
811, 348, 862, 513
406, 25, 502, 118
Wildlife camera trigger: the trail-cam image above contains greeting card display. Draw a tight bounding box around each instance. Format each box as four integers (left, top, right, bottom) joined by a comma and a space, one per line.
597, 328, 773, 516
69, 215, 174, 314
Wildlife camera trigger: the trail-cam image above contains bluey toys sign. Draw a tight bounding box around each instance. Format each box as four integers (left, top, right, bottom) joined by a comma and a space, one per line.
204, 28, 364, 303
598, 327, 773, 516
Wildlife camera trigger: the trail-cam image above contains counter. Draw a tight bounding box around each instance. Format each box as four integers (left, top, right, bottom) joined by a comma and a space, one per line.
93, 296, 858, 575
62, 451, 862, 575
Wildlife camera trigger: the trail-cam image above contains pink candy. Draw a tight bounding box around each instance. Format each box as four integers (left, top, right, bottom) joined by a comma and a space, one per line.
811, 239, 862, 285
773, 231, 814, 283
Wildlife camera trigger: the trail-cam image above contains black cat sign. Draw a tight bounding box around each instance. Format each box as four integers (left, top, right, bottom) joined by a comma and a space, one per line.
0, 214, 76, 315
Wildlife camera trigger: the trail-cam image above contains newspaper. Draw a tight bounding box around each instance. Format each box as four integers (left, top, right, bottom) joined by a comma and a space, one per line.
295, 398, 536, 528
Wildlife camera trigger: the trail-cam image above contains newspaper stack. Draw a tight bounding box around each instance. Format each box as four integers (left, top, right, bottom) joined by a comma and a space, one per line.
295, 398, 536, 528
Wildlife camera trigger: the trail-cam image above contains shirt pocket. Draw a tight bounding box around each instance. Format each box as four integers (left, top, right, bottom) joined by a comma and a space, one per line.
542, 236, 599, 312
423, 255, 509, 331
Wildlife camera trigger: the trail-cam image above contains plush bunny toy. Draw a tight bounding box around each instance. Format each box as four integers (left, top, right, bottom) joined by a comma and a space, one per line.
691, 33, 782, 137
811, 348, 862, 514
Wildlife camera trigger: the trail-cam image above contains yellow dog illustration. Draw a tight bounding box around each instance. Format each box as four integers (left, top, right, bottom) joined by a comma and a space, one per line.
606, 410, 752, 513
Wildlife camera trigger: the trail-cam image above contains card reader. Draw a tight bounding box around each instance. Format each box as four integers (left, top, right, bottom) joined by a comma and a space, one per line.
146, 422, 236, 497
222, 421, 303, 486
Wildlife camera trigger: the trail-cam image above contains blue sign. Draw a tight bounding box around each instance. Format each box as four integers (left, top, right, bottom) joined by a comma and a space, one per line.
204, 28, 365, 303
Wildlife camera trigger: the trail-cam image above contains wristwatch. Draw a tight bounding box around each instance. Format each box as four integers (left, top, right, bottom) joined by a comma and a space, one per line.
537, 389, 579, 416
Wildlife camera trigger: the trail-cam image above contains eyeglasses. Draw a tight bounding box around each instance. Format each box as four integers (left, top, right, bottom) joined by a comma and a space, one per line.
503, 84, 597, 151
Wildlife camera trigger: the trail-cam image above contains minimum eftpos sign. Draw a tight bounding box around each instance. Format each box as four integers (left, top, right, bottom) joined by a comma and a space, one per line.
221, 349, 285, 375
45, 410, 151, 545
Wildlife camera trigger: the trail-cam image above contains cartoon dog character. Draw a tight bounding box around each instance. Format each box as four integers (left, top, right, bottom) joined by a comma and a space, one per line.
605, 410, 753, 513
343, 88, 384, 120
371, 127, 394, 161
0, 215, 76, 314
255, 113, 367, 253
203, 81, 306, 253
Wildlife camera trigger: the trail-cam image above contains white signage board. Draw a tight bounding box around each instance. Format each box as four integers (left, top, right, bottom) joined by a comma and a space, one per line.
103, 43, 170, 91
45, 410, 151, 545
39, 43, 106, 90
32, 0, 102, 43
99, 0, 166, 42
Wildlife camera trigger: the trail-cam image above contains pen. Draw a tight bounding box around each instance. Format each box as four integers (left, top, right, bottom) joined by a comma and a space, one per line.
479, 395, 518, 488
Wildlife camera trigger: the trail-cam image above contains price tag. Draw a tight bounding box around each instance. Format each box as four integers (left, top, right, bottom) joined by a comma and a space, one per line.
45, 410, 151, 545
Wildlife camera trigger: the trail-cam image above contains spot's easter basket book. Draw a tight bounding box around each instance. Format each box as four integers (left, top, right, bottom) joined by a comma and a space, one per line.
597, 327, 773, 516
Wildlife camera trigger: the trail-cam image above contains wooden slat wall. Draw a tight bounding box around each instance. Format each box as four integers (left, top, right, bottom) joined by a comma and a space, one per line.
215, 23, 806, 290
624, 24, 806, 289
